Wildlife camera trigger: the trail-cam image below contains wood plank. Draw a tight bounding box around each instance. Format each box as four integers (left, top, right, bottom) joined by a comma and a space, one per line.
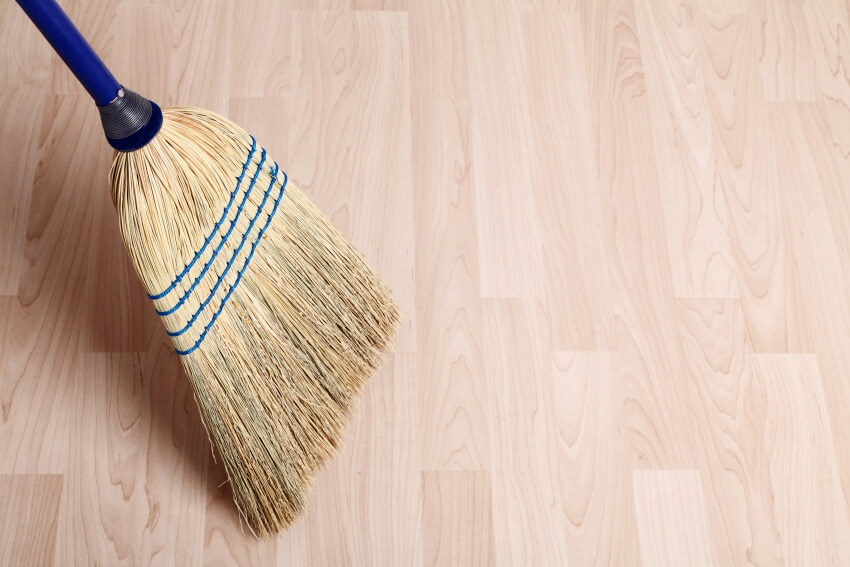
577, 0, 647, 102
750, 0, 819, 101
409, 0, 468, 100
633, 470, 714, 566
293, 0, 352, 9
0, 475, 62, 567
551, 352, 639, 565
353, 0, 408, 10
675, 300, 850, 564
229, 2, 290, 97
802, 1, 850, 106
483, 300, 570, 565
0, 2, 49, 295
52, 347, 209, 565
695, 12, 793, 351
113, 0, 233, 113
674, 298, 784, 565
422, 471, 494, 567
523, 12, 612, 350
0, 0, 52, 90
689, 0, 745, 13
410, 0, 489, 471
517, 0, 577, 12
0, 88, 45, 295
636, 0, 738, 297
599, 99, 696, 468
412, 98, 488, 472
0, 95, 104, 473
772, 103, 850, 519
750, 354, 850, 565
465, 1, 544, 298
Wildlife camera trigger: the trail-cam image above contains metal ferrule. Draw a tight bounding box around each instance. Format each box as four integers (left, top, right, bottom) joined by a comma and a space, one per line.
97, 87, 152, 140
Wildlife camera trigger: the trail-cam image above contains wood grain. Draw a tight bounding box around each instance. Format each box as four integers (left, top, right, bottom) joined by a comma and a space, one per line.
749, 354, 850, 565
632, 470, 713, 566
411, 95, 489, 470
577, 0, 646, 103
551, 352, 639, 566
637, 0, 739, 298
353, 0, 409, 10
4, 0, 850, 564
803, 0, 850, 106
422, 471, 494, 567
114, 0, 233, 113
1, 94, 105, 474
750, 0, 819, 101
696, 10, 793, 352
599, 99, 697, 470
229, 2, 291, 98
524, 12, 612, 350
0, 0, 50, 296
674, 298, 785, 565
465, 1, 544, 298
0, 475, 62, 567
771, 102, 850, 537
53, 349, 208, 565
483, 300, 570, 565
409, 0, 489, 475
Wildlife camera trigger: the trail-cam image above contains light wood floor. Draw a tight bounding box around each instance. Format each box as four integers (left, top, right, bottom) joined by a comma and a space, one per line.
3, 0, 850, 564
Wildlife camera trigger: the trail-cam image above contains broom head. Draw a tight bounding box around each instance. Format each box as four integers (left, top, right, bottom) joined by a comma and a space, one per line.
109, 107, 399, 538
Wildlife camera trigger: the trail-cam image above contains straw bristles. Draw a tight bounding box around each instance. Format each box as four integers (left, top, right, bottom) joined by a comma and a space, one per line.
109, 107, 399, 537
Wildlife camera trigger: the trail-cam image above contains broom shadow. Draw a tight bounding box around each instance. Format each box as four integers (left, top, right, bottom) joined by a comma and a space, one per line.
0, 99, 246, 535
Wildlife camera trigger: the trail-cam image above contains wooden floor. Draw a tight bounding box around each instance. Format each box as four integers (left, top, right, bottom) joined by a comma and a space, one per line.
3, 0, 850, 564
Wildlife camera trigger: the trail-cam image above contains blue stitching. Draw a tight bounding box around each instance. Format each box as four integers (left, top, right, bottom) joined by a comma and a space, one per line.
168, 162, 280, 338
148, 137, 257, 300
167, 162, 279, 337
177, 167, 288, 356
155, 149, 267, 316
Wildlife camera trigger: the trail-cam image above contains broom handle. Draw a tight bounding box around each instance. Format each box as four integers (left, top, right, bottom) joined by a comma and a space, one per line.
15, 0, 121, 106
15, 0, 163, 151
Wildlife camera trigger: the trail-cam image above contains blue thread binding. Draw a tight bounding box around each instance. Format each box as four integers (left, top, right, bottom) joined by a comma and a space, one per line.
176, 166, 288, 356
148, 137, 257, 300
155, 149, 267, 315
167, 162, 281, 338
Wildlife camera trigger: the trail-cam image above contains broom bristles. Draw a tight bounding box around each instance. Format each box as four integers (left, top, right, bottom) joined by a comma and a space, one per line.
109, 107, 399, 537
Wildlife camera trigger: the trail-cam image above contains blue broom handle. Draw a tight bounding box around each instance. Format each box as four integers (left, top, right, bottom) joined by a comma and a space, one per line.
15, 0, 121, 106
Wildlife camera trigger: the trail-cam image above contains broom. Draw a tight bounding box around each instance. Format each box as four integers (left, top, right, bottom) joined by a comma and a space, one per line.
15, 0, 399, 538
